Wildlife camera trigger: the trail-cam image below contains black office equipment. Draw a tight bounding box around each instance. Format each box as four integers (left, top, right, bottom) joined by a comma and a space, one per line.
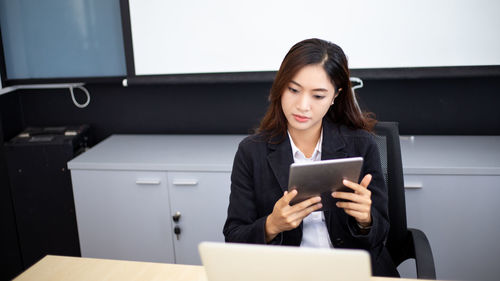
373, 122, 436, 279
5, 125, 91, 269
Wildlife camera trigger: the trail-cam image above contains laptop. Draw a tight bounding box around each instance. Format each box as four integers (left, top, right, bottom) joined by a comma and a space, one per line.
198, 242, 371, 281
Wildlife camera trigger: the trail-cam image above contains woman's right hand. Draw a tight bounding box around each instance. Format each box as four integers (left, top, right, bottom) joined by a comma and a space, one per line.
265, 190, 322, 242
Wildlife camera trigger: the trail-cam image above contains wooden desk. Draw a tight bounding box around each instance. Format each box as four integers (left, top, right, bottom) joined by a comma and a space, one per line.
14, 255, 431, 281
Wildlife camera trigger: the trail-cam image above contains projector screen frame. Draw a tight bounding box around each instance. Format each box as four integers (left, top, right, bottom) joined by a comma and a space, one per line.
0, 27, 7, 88
0, 0, 499, 87
119, 0, 500, 85
0, 0, 127, 87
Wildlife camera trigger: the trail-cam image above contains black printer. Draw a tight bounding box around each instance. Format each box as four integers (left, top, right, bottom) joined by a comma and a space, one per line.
5, 125, 91, 269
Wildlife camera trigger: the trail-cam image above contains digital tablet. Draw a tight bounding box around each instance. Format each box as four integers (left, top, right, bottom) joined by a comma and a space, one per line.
288, 157, 363, 205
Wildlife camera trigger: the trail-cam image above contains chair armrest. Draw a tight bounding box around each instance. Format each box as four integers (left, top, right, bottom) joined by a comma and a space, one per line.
408, 228, 436, 279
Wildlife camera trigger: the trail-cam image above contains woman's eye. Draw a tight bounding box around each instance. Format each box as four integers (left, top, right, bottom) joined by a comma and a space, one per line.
314, 95, 326, 99
288, 87, 299, 93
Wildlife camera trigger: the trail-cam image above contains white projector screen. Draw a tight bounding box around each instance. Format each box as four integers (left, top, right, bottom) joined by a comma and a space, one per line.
127, 0, 500, 76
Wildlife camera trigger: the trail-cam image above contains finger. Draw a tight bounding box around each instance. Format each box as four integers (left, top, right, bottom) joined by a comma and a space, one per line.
336, 201, 370, 213
341, 179, 371, 195
292, 196, 322, 211
342, 179, 364, 193
332, 191, 370, 204
282, 189, 298, 205
344, 209, 371, 222
276, 202, 322, 232
292, 202, 323, 221
360, 174, 372, 188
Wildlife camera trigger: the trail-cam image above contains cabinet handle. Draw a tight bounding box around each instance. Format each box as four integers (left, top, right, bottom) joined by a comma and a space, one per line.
404, 183, 423, 189
135, 179, 161, 185
172, 179, 198, 186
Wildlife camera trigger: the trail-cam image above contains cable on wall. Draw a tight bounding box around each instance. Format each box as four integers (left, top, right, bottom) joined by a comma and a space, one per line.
69, 85, 91, 108
350, 77, 363, 113
350, 77, 364, 91
0, 83, 91, 108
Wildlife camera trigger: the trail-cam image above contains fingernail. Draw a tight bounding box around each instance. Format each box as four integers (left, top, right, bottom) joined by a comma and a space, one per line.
336, 202, 339, 207
332, 192, 336, 197
343, 180, 347, 184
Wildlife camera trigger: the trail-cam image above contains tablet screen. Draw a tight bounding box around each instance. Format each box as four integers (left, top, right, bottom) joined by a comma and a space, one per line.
288, 157, 363, 206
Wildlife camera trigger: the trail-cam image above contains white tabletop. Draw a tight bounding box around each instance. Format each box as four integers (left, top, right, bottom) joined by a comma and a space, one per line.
68, 134, 500, 175
68, 134, 246, 171
13, 255, 425, 281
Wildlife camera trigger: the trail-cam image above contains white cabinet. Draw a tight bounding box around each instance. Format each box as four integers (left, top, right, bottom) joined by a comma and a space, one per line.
70, 170, 175, 263
400, 175, 500, 281
397, 136, 500, 281
69, 134, 500, 280
167, 172, 231, 265
68, 135, 244, 265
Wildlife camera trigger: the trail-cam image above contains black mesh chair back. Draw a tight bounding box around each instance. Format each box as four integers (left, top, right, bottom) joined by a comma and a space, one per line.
373, 122, 436, 279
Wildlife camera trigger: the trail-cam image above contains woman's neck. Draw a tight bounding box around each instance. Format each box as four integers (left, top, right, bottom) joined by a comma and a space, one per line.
288, 126, 322, 158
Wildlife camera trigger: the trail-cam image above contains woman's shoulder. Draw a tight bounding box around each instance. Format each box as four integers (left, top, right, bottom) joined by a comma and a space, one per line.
340, 126, 374, 139
328, 123, 380, 161
326, 121, 374, 141
238, 132, 269, 150
234, 133, 272, 165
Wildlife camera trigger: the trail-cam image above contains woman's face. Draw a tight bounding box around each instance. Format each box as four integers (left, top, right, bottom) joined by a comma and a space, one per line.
281, 64, 337, 136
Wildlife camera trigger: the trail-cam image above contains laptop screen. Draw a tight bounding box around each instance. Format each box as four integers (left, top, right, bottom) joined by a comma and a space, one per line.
199, 242, 371, 281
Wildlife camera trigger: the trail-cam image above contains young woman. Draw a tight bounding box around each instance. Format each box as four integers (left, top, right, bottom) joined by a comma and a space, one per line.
223, 38, 398, 277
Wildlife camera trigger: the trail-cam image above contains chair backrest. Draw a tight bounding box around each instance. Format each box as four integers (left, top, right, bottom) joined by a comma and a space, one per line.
373, 122, 408, 266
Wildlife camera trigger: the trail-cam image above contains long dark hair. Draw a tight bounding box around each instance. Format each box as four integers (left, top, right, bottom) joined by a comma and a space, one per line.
258, 38, 376, 140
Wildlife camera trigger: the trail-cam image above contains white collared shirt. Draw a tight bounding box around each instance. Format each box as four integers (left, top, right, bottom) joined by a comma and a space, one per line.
287, 130, 333, 248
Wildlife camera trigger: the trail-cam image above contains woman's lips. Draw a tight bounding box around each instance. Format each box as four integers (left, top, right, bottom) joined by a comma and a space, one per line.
293, 114, 310, 123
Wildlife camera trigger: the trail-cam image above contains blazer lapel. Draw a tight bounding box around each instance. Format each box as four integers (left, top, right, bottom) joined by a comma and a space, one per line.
320, 119, 349, 231
321, 120, 348, 160
267, 135, 294, 192
266, 120, 348, 193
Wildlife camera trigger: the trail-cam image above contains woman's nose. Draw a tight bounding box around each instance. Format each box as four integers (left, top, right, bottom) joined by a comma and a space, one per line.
297, 95, 311, 111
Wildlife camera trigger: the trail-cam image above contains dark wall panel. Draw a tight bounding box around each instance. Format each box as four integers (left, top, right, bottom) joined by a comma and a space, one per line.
1, 75, 499, 145
0, 92, 24, 141
18, 82, 271, 142
358, 77, 500, 135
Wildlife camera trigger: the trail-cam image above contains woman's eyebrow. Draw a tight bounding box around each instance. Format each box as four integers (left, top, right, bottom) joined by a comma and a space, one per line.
290, 80, 328, 92
290, 80, 302, 88
312, 88, 328, 92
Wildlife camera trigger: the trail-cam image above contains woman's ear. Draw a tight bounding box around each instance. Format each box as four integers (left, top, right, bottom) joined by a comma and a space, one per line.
334, 88, 342, 99
331, 88, 342, 105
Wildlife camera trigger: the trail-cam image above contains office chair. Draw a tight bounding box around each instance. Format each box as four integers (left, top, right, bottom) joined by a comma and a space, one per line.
373, 122, 436, 279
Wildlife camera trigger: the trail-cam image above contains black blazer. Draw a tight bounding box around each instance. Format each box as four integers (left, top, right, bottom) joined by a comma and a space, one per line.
223, 119, 399, 277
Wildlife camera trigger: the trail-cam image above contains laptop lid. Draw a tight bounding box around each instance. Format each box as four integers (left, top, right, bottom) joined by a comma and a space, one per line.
199, 242, 371, 281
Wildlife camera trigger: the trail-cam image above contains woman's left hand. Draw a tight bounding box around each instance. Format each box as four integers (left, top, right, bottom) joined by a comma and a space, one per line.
332, 174, 372, 227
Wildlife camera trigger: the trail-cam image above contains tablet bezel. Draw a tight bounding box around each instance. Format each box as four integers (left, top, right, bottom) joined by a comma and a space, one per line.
288, 157, 364, 205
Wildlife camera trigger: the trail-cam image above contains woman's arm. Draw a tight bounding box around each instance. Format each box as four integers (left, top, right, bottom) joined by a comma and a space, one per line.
223, 142, 268, 244
332, 136, 390, 248
223, 140, 323, 244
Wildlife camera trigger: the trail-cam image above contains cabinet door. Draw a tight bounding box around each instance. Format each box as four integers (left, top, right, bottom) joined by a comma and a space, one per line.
167, 172, 230, 265
398, 174, 500, 281
71, 170, 175, 263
